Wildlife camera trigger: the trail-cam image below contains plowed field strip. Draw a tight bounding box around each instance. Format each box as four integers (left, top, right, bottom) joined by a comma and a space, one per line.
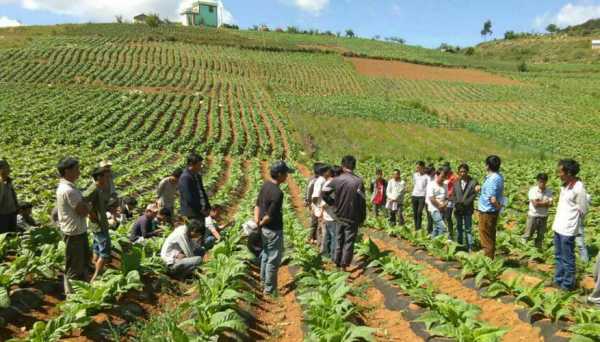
365, 231, 544, 342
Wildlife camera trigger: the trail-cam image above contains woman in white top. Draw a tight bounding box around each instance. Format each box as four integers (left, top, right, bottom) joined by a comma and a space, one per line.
411, 161, 429, 231
386, 169, 406, 226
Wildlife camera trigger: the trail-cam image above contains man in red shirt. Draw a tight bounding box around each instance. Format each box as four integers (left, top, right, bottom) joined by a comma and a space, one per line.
443, 163, 459, 241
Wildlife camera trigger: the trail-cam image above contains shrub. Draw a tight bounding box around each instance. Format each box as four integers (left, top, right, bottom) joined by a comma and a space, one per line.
145, 14, 161, 28
518, 61, 529, 72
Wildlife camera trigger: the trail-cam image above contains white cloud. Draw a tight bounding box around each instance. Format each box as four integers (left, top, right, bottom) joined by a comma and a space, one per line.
293, 0, 329, 14
6, 0, 234, 25
0, 16, 22, 27
534, 3, 600, 29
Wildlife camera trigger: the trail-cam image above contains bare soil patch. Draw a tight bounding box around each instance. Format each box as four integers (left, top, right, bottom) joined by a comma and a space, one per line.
348, 57, 520, 85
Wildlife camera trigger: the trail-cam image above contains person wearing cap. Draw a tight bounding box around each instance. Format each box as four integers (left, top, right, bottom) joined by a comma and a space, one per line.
99, 160, 118, 200
16, 202, 39, 231
160, 220, 204, 277
321, 155, 367, 271
0, 159, 20, 233
56, 157, 91, 294
370, 168, 387, 217
84, 167, 112, 282
178, 153, 211, 233
157, 168, 183, 216
523, 173, 553, 250
255, 160, 294, 295
129, 204, 162, 243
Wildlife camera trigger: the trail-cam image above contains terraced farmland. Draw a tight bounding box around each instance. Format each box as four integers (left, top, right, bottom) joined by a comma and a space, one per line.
0, 23, 599, 341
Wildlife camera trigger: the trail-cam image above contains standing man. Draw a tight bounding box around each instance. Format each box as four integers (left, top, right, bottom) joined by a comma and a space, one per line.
306, 163, 324, 244
322, 156, 367, 271
411, 161, 429, 231
0, 159, 19, 233
311, 164, 328, 247
370, 169, 387, 217
255, 161, 294, 296
84, 167, 112, 282
157, 168, 183, 216
386, 169, 406, 226
56, 157, 90, 294
452, 163, 478, 252
477, 155, 504, 259
552, 159, 589, 291
523, 173, 553, 250
179, 153, 211, 232
426, 168, 449, 238
321, 165, 341, 260
443, 162, 458, 240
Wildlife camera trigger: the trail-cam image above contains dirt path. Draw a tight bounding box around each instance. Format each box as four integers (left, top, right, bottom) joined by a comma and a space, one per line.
346, 266, 424, 342
348, 57, 521, 85
250, 160, 305, 341
366, 233, 544, 342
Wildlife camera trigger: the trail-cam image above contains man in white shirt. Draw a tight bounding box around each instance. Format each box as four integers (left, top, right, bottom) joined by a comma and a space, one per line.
56, 157, 91, 294
411, 161, 429, 231
311, 165, 328, 246
320, 165, 339, 259
523, 173, 553, 249
552, 159, 589, 291
426, 167, 449, 238
160, 220, 203, 277
157, 168, 183, 217
386, 169, 406, 226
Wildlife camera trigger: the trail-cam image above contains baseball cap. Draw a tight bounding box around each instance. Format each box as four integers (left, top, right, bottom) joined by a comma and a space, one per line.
99, 160, 113, 168
270, 160, 295, 175
146, 203, 159, 213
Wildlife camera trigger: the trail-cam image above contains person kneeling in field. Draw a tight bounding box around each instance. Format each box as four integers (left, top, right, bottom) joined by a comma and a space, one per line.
160, 219, 204, 277
85, 167, 112, 282
17, 202, 39, 231
204, 205, 232, 248
129, 204, 163, 243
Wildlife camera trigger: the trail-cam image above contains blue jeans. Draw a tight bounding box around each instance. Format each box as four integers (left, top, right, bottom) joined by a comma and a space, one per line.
323, 221, 337, 260
554, 232, 576, 290
576, 224, 589, 263
431, 211, 446, 238
455, 213, 473, 251
260, 228, 284, 294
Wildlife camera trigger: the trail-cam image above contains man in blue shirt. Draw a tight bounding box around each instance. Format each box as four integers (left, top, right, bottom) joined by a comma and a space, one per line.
477, 155, 504, 259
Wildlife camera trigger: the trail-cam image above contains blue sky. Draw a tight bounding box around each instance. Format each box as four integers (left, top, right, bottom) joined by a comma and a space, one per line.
1, 0, 599, 48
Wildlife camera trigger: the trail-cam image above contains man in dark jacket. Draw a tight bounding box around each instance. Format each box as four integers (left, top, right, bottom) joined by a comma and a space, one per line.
178, 153, 211, 233
452, 163, 478, 252
0, 159, 19, 233
322, 155, 366, 271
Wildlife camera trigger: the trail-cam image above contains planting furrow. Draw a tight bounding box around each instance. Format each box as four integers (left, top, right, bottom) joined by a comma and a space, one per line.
365, 231, 544, 342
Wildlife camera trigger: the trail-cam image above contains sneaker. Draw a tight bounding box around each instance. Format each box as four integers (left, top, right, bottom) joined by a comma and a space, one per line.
587, 296, 600, 304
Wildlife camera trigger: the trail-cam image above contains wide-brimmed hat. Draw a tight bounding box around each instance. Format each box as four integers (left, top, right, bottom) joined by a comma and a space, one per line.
99, 160, 113, 168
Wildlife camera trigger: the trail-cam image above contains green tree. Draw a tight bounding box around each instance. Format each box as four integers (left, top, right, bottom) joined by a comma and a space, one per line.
481, 20, 493, 40
546, 24, 559, 33
345, 29, 355, 38
145, 14, 161, 27
115, 15, 123, 24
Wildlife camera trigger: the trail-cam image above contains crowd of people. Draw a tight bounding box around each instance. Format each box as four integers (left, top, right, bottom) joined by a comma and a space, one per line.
0, 153, 597, 302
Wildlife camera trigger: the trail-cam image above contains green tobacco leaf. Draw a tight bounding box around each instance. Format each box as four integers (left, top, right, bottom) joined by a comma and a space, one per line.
0, 287, 10, 309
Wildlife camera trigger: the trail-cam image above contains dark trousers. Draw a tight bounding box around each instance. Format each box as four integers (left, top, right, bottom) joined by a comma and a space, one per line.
426, 211, 433, 234
373, 204, 384, 217
444, 206, 454, 240
389, 207, 405, 226
334, 221, 358, 268
309, 214, 318, 241
411, 196, 425, 230
554, 232, 576, 290
0, 213, 18, 233
64, 233, 91, 293
478, 212, 498, 259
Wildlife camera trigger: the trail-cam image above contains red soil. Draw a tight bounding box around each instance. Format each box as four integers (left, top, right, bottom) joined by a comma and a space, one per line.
348, 57, 520, 85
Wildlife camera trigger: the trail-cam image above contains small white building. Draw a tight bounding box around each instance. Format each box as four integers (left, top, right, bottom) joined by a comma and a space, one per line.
593, 40, 600, 50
